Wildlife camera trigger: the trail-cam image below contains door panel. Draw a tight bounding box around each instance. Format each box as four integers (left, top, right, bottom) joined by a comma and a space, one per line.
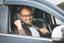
0, 34, 53, 43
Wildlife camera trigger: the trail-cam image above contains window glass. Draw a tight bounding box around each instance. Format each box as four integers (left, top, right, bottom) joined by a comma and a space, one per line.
1, 5, 64, 38
55, 17, 64, 25
8, 5, 54, 38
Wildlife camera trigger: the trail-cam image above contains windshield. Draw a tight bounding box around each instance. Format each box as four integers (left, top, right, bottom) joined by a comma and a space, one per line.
46, 0, 64, 10
45, 0, 64, 24
46, 0, 64, 5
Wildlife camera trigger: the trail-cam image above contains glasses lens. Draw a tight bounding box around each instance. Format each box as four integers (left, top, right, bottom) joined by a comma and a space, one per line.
21, 14, 32, 17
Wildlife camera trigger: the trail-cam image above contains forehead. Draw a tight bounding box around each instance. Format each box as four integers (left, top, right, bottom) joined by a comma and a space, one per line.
21, 8, 32, 12
20, 8, 32, 15
20, 7, 32, 12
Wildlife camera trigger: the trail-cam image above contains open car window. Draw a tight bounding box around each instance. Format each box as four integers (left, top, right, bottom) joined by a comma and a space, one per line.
7, 5, 56, 38
0, 5, 64, 38
0, 5, 63, 38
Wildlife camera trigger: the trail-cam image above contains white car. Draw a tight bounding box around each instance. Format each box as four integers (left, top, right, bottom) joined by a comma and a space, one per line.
0, 0, 64, 43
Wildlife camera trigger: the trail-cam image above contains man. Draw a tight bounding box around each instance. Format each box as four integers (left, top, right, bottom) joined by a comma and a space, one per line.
14, 6, 49, 37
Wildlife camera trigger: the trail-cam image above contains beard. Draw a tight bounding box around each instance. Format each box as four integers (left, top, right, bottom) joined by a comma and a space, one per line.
25, 20, 32, 25
21, 20, 32, 26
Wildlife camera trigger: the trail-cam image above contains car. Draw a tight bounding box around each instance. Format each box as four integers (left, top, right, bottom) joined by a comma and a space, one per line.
0, 0, 64, 43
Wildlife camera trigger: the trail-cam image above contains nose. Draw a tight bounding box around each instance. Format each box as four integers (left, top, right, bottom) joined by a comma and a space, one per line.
27, 16, 32, 20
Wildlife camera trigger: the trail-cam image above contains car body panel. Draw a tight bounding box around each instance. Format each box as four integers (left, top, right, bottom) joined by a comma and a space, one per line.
0, 34, 53, 43
46, 0, 64, 5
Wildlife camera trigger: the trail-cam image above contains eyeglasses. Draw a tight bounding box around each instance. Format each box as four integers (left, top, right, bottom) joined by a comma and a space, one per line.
21, 14, 33, 17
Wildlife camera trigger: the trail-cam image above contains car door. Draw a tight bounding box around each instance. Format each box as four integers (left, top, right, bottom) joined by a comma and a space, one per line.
0, 0, 64, 43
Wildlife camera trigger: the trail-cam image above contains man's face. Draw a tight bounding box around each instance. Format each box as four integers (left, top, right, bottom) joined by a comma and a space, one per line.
20, 8, 33, 25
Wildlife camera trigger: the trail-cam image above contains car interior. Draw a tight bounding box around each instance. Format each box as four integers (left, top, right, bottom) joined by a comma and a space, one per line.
7, 5, 58, 38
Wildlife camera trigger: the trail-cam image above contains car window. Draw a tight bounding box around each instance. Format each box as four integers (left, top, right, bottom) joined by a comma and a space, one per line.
0, 5, 64, 38
55, 17, 64, 25
6, 5, 56, 38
